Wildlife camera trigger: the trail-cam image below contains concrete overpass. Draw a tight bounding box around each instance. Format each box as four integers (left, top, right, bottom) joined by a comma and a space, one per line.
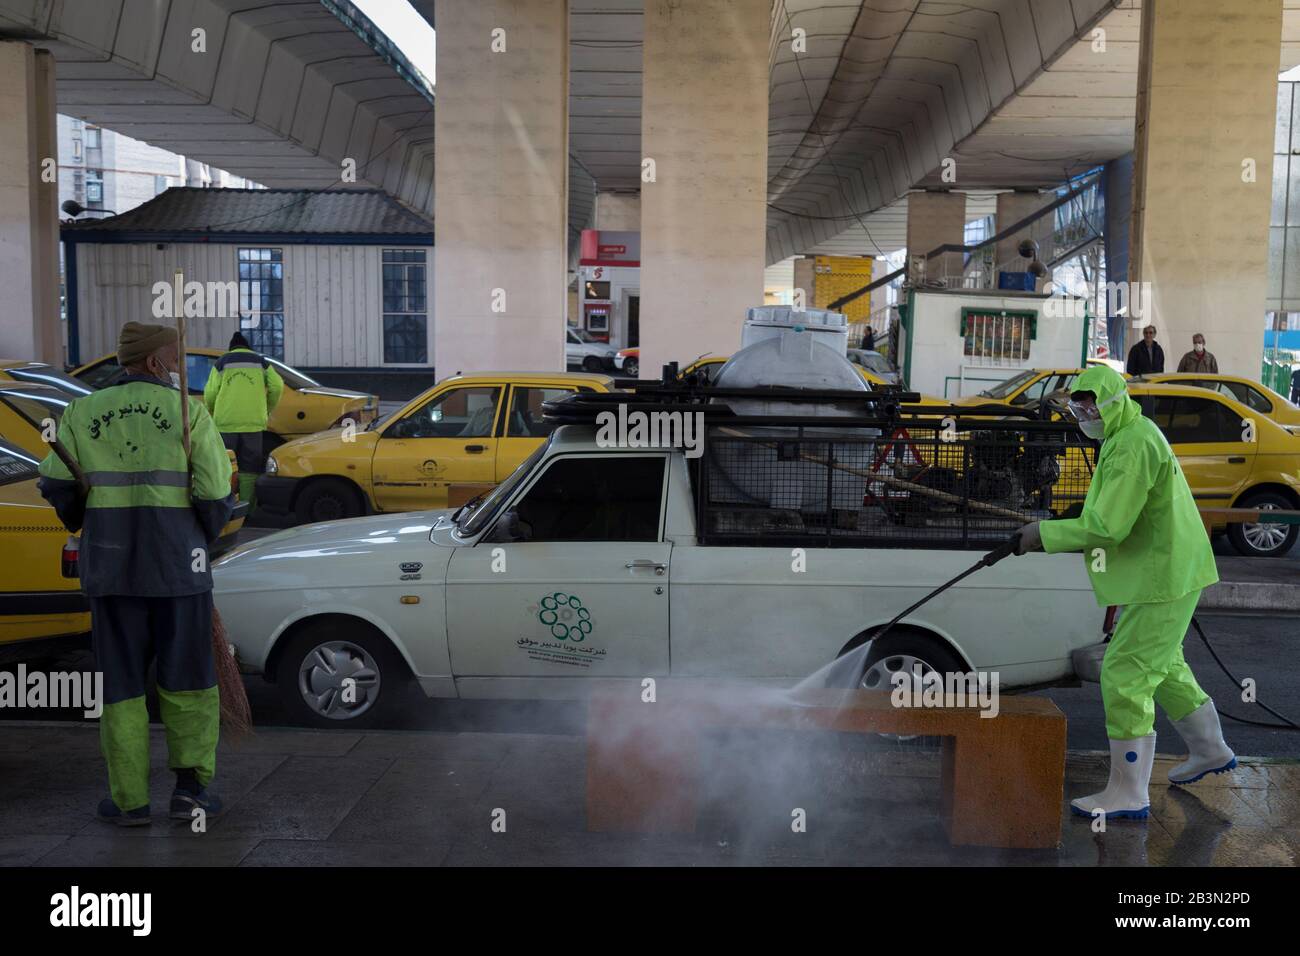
2, 0, 1296, 381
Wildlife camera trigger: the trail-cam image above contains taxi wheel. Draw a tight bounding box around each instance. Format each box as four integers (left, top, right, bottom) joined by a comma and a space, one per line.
1227, 492, 1299, 558
294, 477, 364, 524
278, 620, 409, 728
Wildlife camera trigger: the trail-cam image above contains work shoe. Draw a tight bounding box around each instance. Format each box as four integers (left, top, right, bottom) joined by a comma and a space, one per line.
1070, 733, 1156, 820
169, 786, 224, 822
1168, 699, 1237, 784
97, 798, 151, 827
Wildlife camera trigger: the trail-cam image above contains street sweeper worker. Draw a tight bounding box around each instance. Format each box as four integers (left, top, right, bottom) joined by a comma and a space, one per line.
1013, 364, 1235, 820
37, 321, 234, 826
203, 330, 283, 511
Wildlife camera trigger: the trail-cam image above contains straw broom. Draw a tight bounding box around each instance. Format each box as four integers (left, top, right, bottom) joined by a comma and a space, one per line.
174, 269, 252, 737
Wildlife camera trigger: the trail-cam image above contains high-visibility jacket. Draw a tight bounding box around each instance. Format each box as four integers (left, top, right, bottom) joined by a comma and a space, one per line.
1039, 365, 1218, 606
37, 375, 234, 598
203, 347, 284, 433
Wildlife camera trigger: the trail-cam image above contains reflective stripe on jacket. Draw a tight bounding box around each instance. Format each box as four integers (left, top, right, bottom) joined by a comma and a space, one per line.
37, 376, 234, 598
203, 347, 284, 433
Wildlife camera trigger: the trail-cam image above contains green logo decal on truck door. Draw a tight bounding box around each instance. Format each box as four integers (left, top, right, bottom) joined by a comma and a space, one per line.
537, 592, 592, 642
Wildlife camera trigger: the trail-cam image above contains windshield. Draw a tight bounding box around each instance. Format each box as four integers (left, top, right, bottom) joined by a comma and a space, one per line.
570, 328, 597, 344
4, 364, 94, 397
980, 369, 1038, 399
457, 436, 553, 535
0, 437, 39, 486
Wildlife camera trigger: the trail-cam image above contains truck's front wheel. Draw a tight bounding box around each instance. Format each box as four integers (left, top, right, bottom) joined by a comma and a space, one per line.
277, 620, 410, 728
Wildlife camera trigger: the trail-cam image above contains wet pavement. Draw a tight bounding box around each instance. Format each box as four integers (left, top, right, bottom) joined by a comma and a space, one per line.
1, 720, 1296, 867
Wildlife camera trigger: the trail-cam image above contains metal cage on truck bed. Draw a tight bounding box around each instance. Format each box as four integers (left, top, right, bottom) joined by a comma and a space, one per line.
542, 384, 1098, 551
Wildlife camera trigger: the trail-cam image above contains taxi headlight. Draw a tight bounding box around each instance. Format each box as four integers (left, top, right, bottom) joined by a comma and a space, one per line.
265, 454, 278, 476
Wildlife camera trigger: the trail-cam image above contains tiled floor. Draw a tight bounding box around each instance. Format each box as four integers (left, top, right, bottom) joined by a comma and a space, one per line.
0, 721, 1295, 867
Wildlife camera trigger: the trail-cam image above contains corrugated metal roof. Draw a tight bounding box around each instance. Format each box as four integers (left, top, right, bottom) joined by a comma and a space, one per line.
63, 188, 434, 237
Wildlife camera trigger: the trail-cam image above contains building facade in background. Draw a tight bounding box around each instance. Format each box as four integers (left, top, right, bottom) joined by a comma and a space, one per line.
62, 188, 434, 385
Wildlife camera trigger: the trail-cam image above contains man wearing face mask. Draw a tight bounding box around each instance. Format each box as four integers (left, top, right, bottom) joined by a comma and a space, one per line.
37, 321, 234, 826
1012, 365, 1233, 820
1177, 334, 1218, 373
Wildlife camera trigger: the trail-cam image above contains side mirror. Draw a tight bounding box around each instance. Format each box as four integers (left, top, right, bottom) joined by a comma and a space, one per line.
496, 508, 531, 543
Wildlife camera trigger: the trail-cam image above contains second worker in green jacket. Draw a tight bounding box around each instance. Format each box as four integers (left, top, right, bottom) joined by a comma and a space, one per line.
203, 331, 284, 510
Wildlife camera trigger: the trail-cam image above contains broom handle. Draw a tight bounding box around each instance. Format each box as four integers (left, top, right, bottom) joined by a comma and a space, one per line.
174, 270, 192, 472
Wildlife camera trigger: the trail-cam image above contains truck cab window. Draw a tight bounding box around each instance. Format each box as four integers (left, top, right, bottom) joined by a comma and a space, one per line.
504, 456, 665, 542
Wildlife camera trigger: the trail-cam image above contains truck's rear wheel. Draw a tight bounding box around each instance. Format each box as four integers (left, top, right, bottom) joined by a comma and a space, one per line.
832, 630, 967, 745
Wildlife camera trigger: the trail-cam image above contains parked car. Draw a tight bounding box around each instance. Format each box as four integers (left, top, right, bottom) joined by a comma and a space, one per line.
0, 359, 95, 397
1127, 382, 1300, 557
565, 328, 617, 372
257, 371, 615, 524
1131, 372, 1300, 434
0, 437, 89, 662
953, 368, 1086, 411
215, 410, 1103, 726
72, 348, 378, 450
845, 348, 900, 385
0, 381, 247, 556
613, 347, 639, 378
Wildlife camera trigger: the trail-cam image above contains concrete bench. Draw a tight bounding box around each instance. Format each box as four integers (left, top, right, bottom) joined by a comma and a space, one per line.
586, 681, 1066, 850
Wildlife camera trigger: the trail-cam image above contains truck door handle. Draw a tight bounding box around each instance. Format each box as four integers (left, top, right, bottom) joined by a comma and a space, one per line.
465, 444, 487, 453
1228, 456, 1246, 464
626, 559, 667, 576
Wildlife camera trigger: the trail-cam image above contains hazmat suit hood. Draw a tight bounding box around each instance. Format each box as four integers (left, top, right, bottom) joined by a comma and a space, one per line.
1072, 365, 1139, 440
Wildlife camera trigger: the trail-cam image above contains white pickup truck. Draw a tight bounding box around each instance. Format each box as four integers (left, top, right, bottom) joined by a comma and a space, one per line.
214, 412, 1103, 727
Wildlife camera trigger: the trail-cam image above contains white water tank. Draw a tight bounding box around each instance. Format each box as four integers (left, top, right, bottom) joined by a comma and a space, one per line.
741, 306, 849, 357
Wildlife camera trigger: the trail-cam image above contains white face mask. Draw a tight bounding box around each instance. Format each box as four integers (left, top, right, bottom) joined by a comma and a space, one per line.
169, 371, 181, 388
1195, 343, 1205, 353
1079, 418, 1106, 440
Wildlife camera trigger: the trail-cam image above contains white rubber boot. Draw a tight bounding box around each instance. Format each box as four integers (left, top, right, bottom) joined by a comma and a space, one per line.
1070, 734, 1155, 820
1168, 700, 1237, 784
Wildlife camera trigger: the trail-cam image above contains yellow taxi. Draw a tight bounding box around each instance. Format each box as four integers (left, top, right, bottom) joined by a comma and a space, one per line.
952, 368, 1087, 413
72, 348, 379, 446
679, 353, 920, 392
0, 437, 90, 660
258, 371, 616, 523
0, 359, 95, 397
0, 381, 247, 555
1130, 372, 1300, 434
1124, 381, 1300, 556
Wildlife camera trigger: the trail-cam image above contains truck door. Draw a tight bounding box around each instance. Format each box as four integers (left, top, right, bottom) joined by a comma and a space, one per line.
446, 452, 671, 679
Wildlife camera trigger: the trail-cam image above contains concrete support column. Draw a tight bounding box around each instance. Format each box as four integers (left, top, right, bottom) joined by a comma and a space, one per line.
995, 190, 1053, 290
0, 42, 59, 363
1130, 0, 1282, 377
905, 190, 966, 283
434, 0, 568, 374
639, 0, 768, 375
1102, 153, 1134, 358
594, 191, 640, 231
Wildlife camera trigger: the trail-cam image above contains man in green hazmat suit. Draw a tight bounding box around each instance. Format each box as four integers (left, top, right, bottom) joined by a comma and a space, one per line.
38, 322, 235, 825
203, 331, 283, 512
1014, 364, 1235, 820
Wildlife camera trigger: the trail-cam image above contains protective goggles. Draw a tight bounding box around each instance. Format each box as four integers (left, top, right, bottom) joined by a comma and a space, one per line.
1066, 392, 1121, 422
